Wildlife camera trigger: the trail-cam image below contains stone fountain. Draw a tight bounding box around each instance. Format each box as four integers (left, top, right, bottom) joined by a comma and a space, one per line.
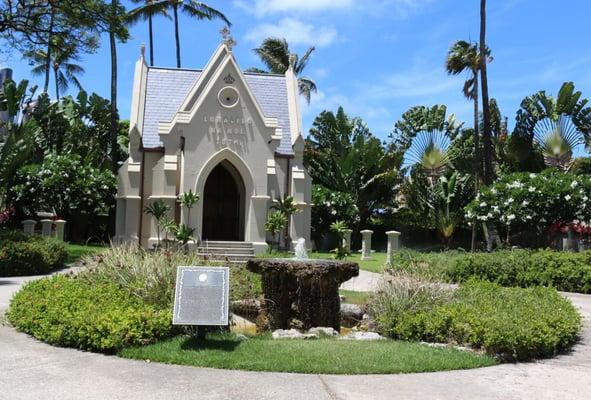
246, 239, 359, 332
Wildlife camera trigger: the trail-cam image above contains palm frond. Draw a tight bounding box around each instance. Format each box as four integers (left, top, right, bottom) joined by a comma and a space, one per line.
533, 115, 582, 170
404, 130, 453, 178
181, 1, 231, 26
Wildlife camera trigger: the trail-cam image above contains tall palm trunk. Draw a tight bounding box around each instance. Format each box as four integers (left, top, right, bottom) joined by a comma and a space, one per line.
44, 8, 55, 94
480, 0, 493, 185
148, 14, 154, 66
471, 71, 480, 251
53, 66, 60, 100
109, 0, 119, 174
173, 4, 181, 68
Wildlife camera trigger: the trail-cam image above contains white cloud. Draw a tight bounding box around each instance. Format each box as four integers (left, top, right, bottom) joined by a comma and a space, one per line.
235, 0, 432, 18
235, 0, 355, 16
244, 18, 338, 47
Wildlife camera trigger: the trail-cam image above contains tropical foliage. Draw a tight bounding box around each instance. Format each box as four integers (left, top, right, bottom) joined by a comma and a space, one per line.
249, 37, 317, 103
306, 107, 402, 238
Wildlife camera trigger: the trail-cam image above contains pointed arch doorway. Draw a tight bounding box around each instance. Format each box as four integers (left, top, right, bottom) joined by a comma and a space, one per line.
202, 160, 246, 241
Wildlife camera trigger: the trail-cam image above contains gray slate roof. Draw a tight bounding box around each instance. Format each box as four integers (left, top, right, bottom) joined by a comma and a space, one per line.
142, 67, 294, 155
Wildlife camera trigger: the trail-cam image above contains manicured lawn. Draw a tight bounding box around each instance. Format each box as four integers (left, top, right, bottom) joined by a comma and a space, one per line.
311, 251, 388, 273
65, 243, 107, 263
120, 333, 496, 374
339, 289, 370, 305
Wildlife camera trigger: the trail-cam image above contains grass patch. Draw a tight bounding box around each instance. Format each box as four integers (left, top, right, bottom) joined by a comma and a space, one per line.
120, 332, 497, 374
66, 243, 106, 263
340, 289, 370, 305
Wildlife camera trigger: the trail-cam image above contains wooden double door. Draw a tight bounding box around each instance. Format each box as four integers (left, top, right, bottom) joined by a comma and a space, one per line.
202, 162, 244, 241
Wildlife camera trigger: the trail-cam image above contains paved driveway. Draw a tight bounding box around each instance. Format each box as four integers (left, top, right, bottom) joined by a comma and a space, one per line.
1, 273, 590, 400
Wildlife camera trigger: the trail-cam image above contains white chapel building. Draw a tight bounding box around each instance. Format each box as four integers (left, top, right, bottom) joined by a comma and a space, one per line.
115, 35, 312, 254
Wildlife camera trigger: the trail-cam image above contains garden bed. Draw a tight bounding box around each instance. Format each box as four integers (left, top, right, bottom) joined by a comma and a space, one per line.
0, 230, 67, 277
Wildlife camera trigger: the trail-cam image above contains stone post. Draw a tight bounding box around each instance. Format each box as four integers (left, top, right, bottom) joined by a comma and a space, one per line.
40, 219, 53, 238
386, 230, 401, 263
54, 220, 66, 241
360, 229, 373, 260
342, 229, 353, 253
21, 220, 36, 235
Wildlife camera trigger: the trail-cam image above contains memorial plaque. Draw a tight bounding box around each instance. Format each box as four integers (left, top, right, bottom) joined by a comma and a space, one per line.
172, 266, 230, 326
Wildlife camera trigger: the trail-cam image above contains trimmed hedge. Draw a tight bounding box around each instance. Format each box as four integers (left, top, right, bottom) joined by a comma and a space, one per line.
0, 230, 67, 276
7, 275, 172, 352
372, 281, 581, 361
392, 249, 591, 294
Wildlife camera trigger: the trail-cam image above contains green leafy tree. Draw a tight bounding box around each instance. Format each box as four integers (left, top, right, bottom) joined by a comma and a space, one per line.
144, 199, 171, 248
306, 107, 402, 235
9, 153, 116, 218
128, 0, 169, 66
249, 38, 317, 103
310, 185, 359, 245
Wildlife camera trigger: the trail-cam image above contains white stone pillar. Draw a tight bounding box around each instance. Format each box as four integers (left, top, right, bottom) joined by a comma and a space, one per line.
360, 229, 373, 260
40, 219, 53, 238
54, 220, 66, 241
386, 230, 401, 263
21, 220, 36, 235
342, 229, 353, 253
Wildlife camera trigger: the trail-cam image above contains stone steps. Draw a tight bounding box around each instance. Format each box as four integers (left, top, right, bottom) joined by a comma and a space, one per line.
197, 241, 255, 264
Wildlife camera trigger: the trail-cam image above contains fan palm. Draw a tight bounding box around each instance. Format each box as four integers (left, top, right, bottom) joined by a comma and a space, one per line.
25, 42, 84, 100
249, 38, 317, 103
534, 115, 582, 170
404, 131, 453, 179
128, 0, 170, 66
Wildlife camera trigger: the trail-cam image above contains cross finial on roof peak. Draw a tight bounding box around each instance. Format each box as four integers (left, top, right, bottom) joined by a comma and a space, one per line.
140, 43, 145, 59
220, 26, 236, 51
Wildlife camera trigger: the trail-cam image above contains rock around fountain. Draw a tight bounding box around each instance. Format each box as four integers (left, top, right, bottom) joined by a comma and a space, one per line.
247, 239, 359, 332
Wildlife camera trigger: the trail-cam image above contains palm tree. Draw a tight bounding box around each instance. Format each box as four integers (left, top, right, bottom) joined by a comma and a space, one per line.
445, 40, 490, 250
144, 199, 171, 248
534, 115, 582, 170
270, 195, 301, 249
480, 0, 494, 185
249, 38, 317, 103
405, 131, 453, 179
25, 44, 84, 100
128, 0, 169, 66
158, 1, 230, 68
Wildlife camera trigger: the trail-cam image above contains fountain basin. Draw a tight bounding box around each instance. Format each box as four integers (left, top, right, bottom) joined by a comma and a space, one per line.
246, 258, 359, 332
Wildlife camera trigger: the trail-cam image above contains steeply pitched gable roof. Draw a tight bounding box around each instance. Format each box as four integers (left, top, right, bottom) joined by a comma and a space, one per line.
142, 67, 294, 155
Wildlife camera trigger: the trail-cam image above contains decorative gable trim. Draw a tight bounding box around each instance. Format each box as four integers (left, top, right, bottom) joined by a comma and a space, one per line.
156, 44, 279, 138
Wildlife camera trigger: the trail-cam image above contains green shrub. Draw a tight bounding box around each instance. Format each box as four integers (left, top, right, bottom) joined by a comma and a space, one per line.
0, 232, 67, 276
371, 280, 581, 361
391, 249, 591, 294
7, 275, 172, 352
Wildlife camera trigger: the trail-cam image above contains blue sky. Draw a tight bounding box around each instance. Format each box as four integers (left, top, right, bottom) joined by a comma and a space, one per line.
3, 0, 591, 141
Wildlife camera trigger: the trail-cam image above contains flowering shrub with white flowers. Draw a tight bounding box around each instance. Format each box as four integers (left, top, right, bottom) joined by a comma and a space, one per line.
9, 154, 116, 218
465, 169, 591, 235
